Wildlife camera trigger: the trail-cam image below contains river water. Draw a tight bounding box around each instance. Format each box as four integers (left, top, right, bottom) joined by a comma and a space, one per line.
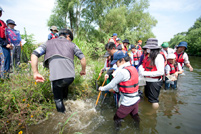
28, 56, 201, 134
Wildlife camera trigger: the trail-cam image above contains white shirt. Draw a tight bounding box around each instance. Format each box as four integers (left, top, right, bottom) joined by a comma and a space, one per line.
139, 54, 164, 82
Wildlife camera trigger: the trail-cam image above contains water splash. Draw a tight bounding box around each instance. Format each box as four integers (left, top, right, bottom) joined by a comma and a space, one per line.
28, 99, 104, 134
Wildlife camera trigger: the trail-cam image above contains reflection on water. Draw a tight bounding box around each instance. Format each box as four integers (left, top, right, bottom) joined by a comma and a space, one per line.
28, 56, 201, 134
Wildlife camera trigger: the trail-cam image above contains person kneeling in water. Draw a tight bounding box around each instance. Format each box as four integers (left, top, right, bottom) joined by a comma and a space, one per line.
99, 50, 140, 129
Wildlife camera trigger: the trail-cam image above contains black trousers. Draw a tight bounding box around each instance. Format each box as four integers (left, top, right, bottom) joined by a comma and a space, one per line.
52, 77, 74, 112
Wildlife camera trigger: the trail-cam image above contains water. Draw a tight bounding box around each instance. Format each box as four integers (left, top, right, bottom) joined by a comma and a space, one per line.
28, 56, 201, 134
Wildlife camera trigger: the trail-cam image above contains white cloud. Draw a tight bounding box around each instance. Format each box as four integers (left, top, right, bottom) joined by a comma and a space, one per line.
149, 0, 201, 12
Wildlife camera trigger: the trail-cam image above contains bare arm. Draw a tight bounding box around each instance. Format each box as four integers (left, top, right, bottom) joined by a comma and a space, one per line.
80, 57, 86, 75
31, 54, 45, 82
186, 63, 193, 72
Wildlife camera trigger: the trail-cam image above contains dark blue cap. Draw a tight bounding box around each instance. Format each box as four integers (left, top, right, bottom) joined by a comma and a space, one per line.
110, 50, 128, 65
178, 41, 187, 49
6, 19, 16, 26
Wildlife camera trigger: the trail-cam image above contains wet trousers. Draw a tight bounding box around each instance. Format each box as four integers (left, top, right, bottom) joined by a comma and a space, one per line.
52, 77, 74, 113
113, 100, 140, 129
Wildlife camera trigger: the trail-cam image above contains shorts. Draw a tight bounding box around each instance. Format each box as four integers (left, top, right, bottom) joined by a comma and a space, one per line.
145, 81, 163, 103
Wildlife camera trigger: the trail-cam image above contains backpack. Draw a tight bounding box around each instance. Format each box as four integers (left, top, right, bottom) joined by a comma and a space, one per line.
0, 20, 7, 39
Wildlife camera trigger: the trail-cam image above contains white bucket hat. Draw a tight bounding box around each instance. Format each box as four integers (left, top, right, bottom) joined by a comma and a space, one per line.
167, 53, 176, 59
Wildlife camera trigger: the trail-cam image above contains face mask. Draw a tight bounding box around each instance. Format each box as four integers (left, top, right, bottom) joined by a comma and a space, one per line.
147, 49, 150, 53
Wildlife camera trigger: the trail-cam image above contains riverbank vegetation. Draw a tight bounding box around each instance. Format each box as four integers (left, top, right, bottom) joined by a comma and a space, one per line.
168, 16, 201, 56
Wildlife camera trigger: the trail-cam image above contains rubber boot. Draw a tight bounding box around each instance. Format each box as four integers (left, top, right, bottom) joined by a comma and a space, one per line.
55, 99, 66, 113
131, 113, 140, 129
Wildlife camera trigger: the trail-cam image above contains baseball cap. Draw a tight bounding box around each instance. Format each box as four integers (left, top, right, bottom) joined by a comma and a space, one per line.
110, 50, 128, 65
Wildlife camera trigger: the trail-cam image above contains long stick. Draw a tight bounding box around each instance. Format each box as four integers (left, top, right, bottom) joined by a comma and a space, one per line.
95, 79, 106, 107
101, 93, 107, 105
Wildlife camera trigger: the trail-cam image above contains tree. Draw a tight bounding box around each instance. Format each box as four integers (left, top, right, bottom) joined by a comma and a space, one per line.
47, 0, 157, 44
168, 16, 201, 56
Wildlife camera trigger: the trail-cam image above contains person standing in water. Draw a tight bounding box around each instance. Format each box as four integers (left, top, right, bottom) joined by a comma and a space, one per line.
99, 50, 140, 129
174, 41, 193, 71
139, 38, 164, 109
31, 29, 86, 113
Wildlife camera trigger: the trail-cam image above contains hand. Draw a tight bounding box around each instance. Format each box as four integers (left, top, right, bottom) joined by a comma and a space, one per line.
10, 45, 13, 50
104, 74, 109, 79
6, 44, 11, 49
98, 86, 102, 91
33, 72, 45, 82
174, 72, 178, 78
189, 67, 193, 72
80, 70, 86, 75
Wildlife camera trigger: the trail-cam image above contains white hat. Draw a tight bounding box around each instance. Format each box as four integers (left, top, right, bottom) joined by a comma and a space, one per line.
167, 53, 176, 59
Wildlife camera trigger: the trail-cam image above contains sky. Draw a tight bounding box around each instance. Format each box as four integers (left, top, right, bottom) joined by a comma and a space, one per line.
1, 0, 201, 45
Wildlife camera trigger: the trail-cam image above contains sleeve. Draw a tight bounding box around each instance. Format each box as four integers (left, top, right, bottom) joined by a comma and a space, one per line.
183, 53, 190, 64
137, 54, 144, 68
17, 30, 21, 42
103, 59, 107, 69
74, 44, 85, 60
48, 34, 52, 40
130, 53, 134, 63
165, 65, 170, 74
177, 63, 183, 71
32, 43, 47, 57
142, 54, 164, 77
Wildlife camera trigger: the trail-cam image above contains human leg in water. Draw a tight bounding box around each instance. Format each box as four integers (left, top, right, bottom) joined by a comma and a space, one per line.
113, 114, 122, 130
52, 78, 74, 113
130, 100, 140, 129
131, 113, 140, 129
52, 80, 66, 113
61, 78, 74, 100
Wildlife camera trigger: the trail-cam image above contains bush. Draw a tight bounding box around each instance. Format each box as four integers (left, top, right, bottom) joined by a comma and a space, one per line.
0, 63, 54, 133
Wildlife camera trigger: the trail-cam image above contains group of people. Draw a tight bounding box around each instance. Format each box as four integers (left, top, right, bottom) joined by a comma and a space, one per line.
1, 5, 194, 130
98, 33, 194, 129
0, 5, 60, 80
0, 7, 22, 79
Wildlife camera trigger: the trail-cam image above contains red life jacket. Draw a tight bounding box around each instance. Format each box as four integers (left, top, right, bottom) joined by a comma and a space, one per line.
144, 55, 163, 79
133, 52, 139, 61
50, 33, 58, 40
137, 44, 142, 50
108, 37, 117, 45
118, 66, 139, 93
142, 54, 149, 68
0, 20, 7, 39
174, 52, 184, 67
166, 61, 178, 75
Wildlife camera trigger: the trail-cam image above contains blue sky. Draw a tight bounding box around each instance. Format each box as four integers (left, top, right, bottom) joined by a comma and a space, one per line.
1, 0, 201, 44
